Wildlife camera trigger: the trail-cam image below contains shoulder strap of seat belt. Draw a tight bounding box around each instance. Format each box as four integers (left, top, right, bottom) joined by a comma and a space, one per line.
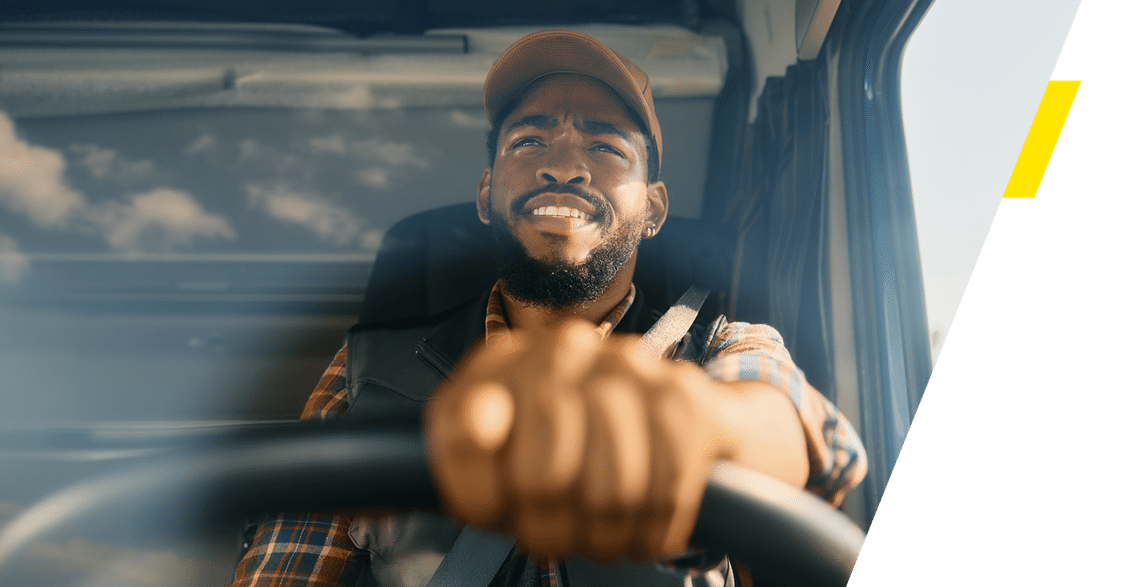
639, 285, 711, 359
425, 524, 516, 587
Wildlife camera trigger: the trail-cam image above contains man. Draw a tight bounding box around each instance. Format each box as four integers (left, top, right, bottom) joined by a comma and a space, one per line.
232, 30, 866, 587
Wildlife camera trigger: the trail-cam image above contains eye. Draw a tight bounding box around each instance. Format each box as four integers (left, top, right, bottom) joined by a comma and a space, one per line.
510, 137, 543, 149
591, 142, 624, 157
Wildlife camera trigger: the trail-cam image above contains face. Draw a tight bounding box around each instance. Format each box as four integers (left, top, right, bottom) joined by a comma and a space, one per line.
477, 74, 667, 306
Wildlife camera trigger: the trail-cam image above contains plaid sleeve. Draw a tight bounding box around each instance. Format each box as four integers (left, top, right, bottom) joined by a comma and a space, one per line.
231, 513, 369, 587
231, 344, 366, 587
699, 322, 867, 507
301, 342, 351, 422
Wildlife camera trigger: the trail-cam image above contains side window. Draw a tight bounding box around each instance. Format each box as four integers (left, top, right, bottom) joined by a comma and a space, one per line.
901, 0, 1081, 362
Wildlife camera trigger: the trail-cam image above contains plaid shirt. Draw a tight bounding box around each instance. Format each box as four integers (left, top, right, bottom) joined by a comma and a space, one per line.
232, 282, 867, 587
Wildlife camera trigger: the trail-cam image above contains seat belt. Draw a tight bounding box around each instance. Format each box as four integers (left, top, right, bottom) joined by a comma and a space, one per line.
639, 285, 711, 359
425, 525, 516, 587
424, 286, 711, 587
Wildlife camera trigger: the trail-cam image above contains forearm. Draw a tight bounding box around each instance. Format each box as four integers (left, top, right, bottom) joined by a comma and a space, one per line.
710, 379, 810, 488
701, 322, 867, 505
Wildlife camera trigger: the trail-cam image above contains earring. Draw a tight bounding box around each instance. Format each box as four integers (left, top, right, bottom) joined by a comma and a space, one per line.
645, 224, 655, 237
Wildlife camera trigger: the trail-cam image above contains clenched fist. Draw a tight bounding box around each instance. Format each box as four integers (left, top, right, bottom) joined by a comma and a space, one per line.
425, 319, 807, 562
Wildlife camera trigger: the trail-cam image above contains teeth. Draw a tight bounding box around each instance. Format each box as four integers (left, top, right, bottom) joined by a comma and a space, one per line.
530, 206, 592, 220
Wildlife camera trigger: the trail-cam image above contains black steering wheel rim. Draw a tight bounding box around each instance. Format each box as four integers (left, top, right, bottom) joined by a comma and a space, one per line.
0, 423, 863, 586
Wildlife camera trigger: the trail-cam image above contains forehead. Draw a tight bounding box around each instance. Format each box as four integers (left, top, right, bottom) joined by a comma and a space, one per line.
502, 73, 642, 133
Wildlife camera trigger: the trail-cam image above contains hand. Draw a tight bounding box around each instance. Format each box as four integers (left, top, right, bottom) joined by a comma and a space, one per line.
424, 320, 735, 562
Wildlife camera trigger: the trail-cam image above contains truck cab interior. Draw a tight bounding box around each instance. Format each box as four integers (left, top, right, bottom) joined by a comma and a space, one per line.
0, 1, 934, 585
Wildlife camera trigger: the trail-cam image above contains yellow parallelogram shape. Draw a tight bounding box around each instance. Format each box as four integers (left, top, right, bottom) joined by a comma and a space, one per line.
1003, 80, 1081, 198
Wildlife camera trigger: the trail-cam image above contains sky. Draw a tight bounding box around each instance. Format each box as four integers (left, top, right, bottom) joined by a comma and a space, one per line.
901, 0, 1083, 358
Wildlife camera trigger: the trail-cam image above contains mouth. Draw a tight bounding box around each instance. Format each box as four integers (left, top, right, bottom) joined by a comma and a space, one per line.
528, 206, 595, 221
513, 186, 607, 227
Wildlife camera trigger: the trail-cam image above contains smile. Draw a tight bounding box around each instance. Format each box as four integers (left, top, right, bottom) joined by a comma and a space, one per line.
529, 206, 595, 221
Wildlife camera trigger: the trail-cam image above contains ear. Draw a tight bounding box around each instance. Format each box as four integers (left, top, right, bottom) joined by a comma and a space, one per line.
476, 167, 492, 225
643, 180, 668, 238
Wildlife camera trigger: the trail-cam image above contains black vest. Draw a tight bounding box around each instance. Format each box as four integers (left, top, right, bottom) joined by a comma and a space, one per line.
341, 288, 726, 424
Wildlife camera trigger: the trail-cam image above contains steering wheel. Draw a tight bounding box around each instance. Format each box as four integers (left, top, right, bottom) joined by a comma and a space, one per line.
0, 423, 864, 586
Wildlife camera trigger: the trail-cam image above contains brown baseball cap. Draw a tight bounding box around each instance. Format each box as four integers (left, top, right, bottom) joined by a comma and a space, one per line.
483, 30, 662, 169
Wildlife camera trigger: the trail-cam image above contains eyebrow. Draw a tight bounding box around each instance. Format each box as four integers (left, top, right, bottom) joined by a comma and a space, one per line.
577, 119, 631, 142
506, 114, 632, 142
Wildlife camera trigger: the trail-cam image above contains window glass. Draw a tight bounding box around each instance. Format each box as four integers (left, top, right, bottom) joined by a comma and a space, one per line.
900, 0, 1081, 361
0, 105, 489, 425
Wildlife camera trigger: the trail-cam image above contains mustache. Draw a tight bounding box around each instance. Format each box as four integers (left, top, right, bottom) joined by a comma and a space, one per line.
509, 184, 609, 221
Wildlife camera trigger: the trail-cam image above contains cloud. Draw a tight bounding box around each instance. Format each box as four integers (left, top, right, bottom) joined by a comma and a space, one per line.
70, 144, 157, 182
0, 233, 30, 284
357, 139, 429, 168
357, 168, 390, 188
2, 111, 235, 256
184, 133, 217, 155
450, 109, 489, 129
305, 134, 429, 190
237, 139, 305, 175
307, 134, 429, 168
87, 188, 236, 252
0, 111, 85, 227
238, 137, 407, 248
72, 144, 115, 177
359, 229, 383, 252
245, 183, 362, 246
245, 183, 381, 251
309, 135, 347, 154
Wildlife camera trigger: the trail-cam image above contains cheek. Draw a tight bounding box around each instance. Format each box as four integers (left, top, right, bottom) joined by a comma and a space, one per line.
487, 172, 516, 214
490, 160, 531, 196
610, 182, 650, 216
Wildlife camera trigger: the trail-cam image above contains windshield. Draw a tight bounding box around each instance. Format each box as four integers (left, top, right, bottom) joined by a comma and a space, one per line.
1, 104, 495, 426
0, 21, 725, 425
0, 20, 728, 585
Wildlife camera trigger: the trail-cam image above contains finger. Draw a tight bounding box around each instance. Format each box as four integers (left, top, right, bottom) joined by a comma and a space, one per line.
582, 375, 651, 509
450, 333, 524, 383
462, 381, 515, 452
635, 433, 678, 560
600, 332, 659, 379
507, 380, 588, 499
514, 502, 578, 558
635, 371, 711, 560
424, 329, 527, 528
507, 322, 600, 499
657, 466, 707, 557
425, 383, 511, 528
580, 374, 651, 560
525, 319, 603, 383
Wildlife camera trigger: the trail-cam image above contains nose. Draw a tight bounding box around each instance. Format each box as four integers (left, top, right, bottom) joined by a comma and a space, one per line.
536, 142, 590, 185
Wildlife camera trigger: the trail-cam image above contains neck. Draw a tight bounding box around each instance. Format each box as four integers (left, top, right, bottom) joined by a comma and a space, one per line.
501, 259, 636, 332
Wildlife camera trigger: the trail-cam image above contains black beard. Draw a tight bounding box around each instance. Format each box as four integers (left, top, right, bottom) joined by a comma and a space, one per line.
487, 195, 642, 311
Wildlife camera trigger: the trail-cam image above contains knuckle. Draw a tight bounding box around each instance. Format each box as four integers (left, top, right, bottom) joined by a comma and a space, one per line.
581, 473, 632, 515
515, 504, 577, 557
646, 484, 680, 515
584, 516, 629, 561
459, 382, 515, 451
